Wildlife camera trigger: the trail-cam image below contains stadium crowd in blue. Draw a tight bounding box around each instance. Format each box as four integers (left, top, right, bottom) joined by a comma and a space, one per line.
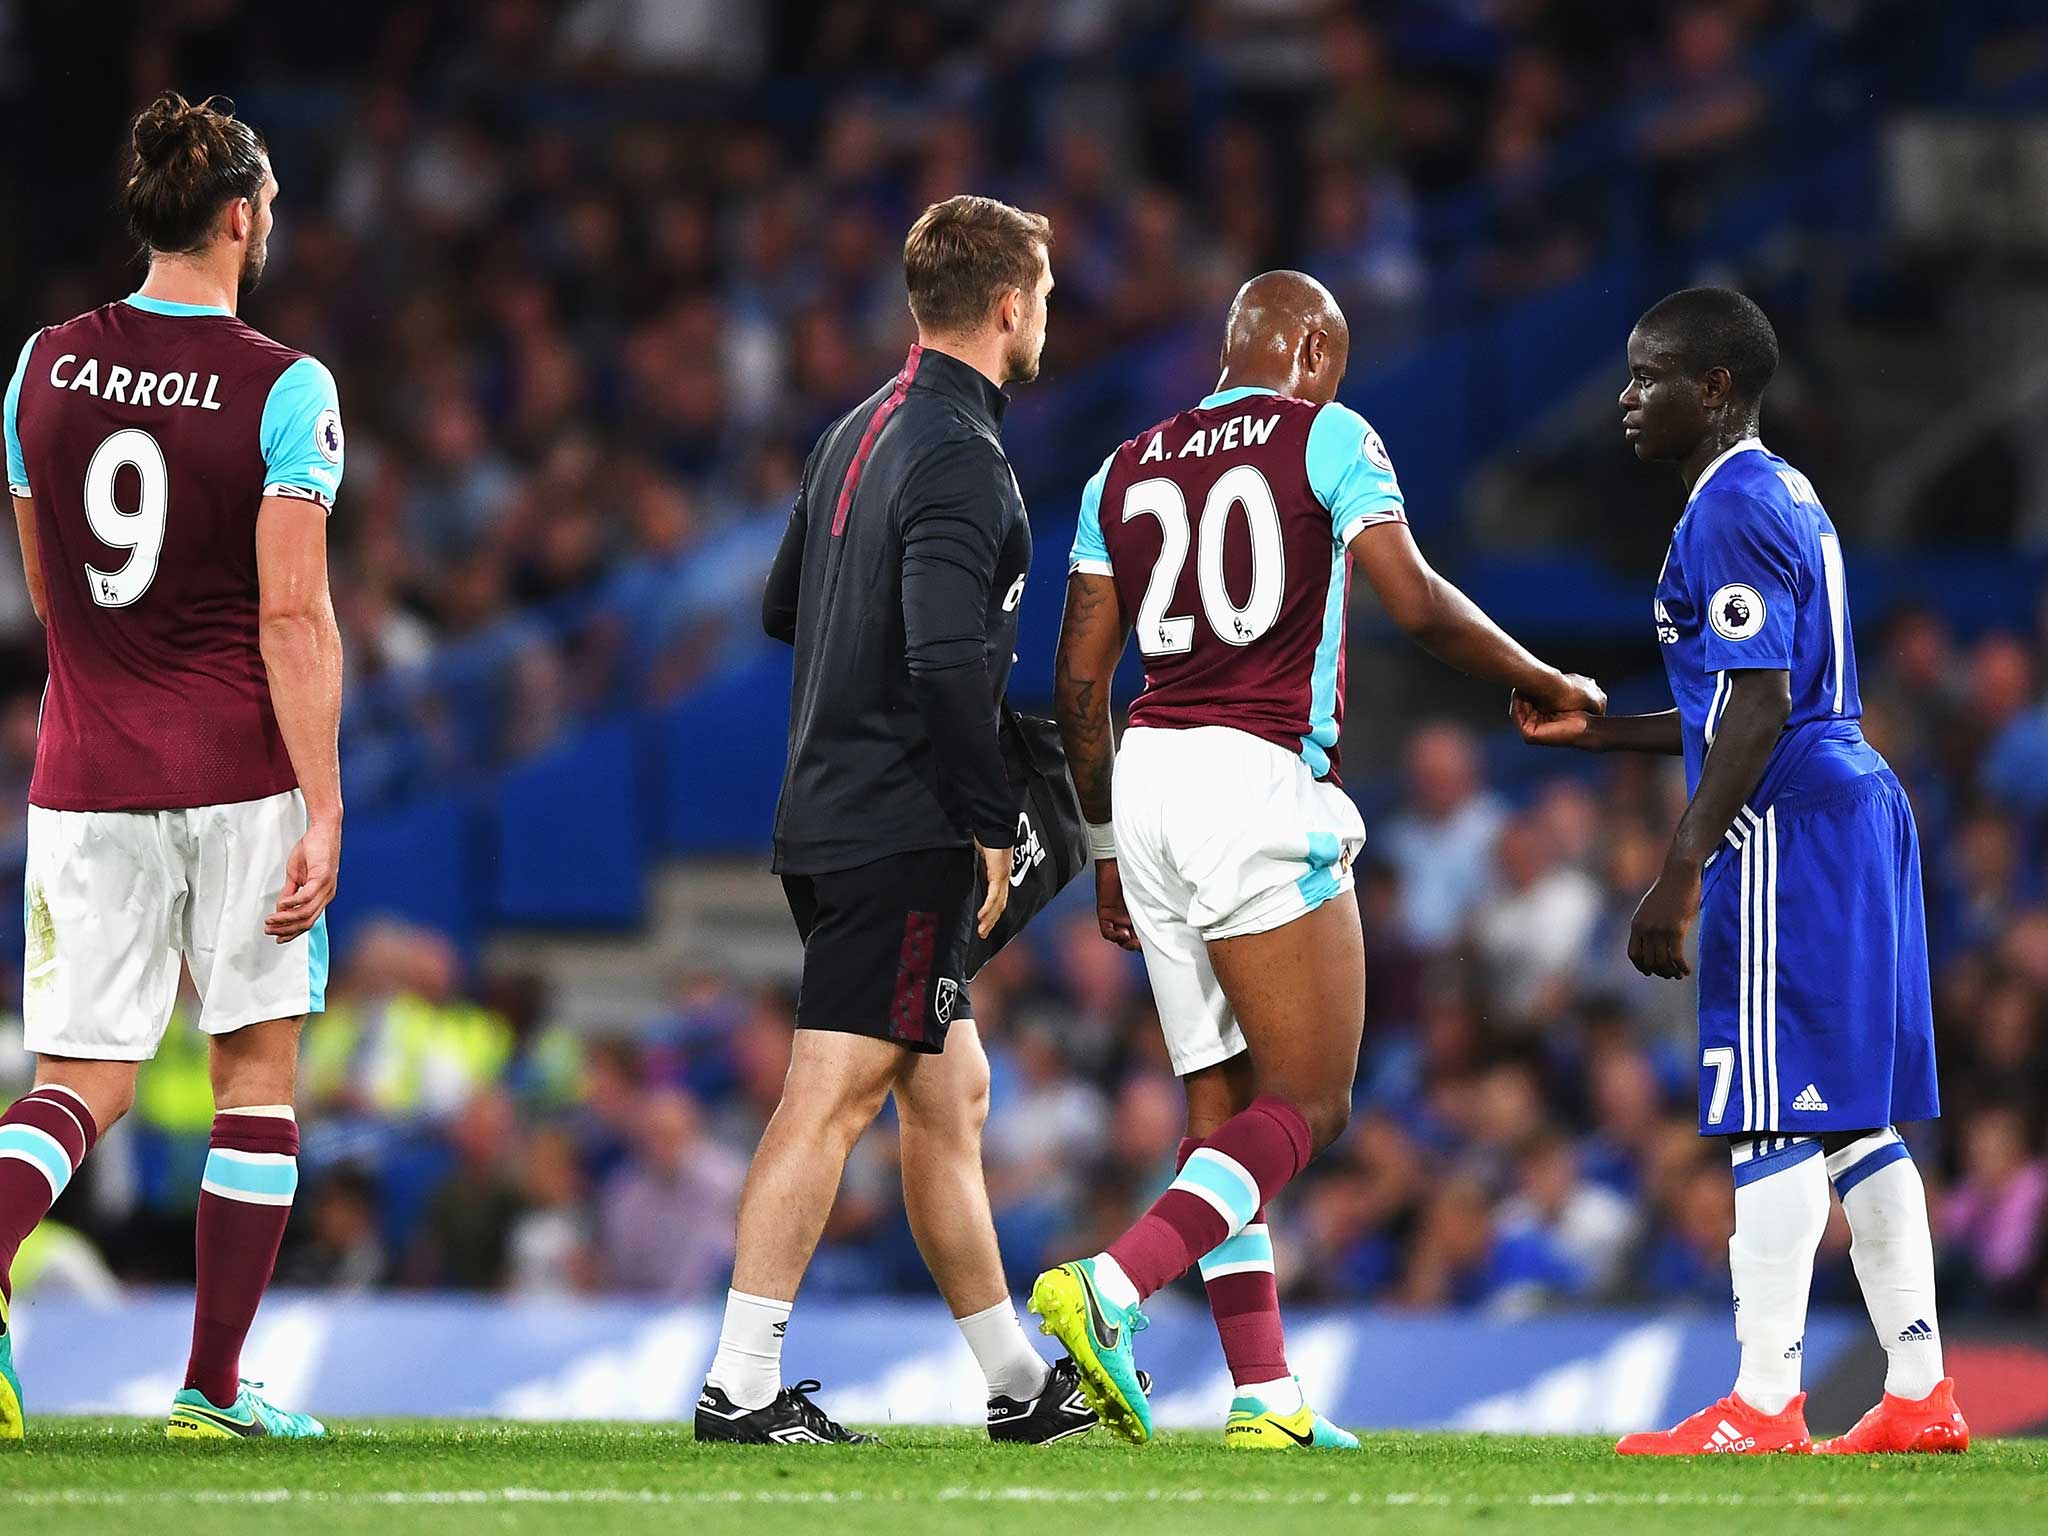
0, 2, 2041, 1315
0, 0, 1802, 808
7, 614, 2046, 1317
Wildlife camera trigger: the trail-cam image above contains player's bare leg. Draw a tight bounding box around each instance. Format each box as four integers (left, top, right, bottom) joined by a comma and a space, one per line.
1032, 895, 1364, 1442
0, 1057, 129, 1438
895, 1018, 1115, 1442
727, 1031, 902, 1303
697, 1031, 897, 1442
167, 1016, 322, 1440
1182, 1054, 1253, 1139
895, 1021, 1049, 1392
1202, 894, 1366, 1155
894, 1019, 1004, 1318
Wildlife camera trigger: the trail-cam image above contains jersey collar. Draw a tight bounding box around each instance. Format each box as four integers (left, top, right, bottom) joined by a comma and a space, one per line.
123, 292, 232, 318
1198, 385, 1280, 409
908, 344, 1008, 432
1684, 436, 1765, 509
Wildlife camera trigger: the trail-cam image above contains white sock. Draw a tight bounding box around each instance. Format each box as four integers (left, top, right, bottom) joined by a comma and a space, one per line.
957, 1299, 1051, 1401
1828, 1128, 1945, 1400
1728, 1137, 1829, 1416
1088, 1252, 1141, 1311
705, 1288, 790, 1410
1238, 1374, 1304, 1414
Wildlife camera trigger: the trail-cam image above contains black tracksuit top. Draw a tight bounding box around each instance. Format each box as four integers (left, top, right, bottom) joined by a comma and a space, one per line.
764, 344, 1032, 876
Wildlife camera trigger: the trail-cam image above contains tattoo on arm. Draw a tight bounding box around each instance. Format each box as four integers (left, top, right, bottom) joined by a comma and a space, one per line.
1054, 574, 1125, 826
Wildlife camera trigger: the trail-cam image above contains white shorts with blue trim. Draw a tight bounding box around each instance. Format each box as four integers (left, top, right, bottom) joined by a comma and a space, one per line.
1113, 726, 1365, 1076
22, 788, 330, 1061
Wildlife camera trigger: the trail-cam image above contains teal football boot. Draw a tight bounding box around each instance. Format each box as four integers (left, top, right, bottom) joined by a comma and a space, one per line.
167, 1380, 327, 1440
1028, 1259, 1152, 1443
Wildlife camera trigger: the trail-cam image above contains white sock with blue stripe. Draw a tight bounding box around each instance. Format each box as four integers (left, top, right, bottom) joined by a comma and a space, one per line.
1828, 1128, 1943, 1400
1728, 1136, 1829, 1415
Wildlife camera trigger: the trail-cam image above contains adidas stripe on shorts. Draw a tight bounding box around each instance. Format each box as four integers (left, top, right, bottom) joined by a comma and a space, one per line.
1694, 769, 1937, 1136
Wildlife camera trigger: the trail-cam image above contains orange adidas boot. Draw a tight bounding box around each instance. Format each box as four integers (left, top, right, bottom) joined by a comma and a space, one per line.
1616, 1392, 1813, 1455
1817, 1378, 1968, 1454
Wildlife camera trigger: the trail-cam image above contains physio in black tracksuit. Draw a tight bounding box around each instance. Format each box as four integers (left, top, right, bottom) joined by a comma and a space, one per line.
699, 196, 1088, 1449
765, 341, 1032, 1052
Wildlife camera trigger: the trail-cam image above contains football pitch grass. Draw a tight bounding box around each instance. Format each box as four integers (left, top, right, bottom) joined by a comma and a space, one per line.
3, 1421, 2043, 1535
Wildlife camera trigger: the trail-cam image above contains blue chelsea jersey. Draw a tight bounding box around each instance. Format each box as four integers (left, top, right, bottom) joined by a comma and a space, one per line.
1656, 439, 1884, 811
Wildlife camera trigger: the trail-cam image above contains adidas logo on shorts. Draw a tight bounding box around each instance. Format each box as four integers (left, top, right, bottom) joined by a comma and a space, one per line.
1791, 1083, 1829, 1112
1899, 1318, 1935, 1344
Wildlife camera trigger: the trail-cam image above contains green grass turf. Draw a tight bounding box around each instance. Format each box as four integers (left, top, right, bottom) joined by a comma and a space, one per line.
0, 1421, 2042, 1536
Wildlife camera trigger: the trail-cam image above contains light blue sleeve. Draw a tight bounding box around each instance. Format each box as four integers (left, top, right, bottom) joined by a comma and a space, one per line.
259, 355, 344, 508
1068, 450, 1116, 575
5, 331, 40, 496
1305, 400, 1404, 545
1688, 490, 1798, 672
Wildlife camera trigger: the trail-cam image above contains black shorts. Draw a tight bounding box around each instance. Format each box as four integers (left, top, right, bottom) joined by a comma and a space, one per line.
782, 847, 975, 1054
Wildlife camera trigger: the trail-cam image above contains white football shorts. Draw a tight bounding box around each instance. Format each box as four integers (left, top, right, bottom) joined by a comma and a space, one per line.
1113, 725, 1365, 1076
22, 788, 330, 1060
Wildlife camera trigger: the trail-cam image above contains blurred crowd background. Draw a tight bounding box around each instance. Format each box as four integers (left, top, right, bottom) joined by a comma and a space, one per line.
3, 0, 2047, 1321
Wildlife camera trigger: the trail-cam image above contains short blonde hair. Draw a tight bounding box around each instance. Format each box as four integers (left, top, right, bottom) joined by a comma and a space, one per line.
902, 195, 1052, 332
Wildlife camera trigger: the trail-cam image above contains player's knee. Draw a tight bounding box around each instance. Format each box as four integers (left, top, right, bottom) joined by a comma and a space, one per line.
101, 1083, 137, 1129
828, 1088, 893, 1149
1253, 1075, 1351, 1155
36, 1063, 137, 1133
1300, 1089, 1352, 1155
208, 1017, 302, 1108
82, 1085, 136, 1134
791, 1071, 893, 1153
901, 1057, 989, 1150
952, 1062, 991, 1142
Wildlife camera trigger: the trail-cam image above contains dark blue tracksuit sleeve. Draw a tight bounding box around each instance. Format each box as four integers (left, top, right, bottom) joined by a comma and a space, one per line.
900, 439, 1015, 849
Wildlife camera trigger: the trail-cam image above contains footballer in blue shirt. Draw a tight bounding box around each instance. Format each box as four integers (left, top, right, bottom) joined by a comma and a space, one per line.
1515, 289, 1968, 1457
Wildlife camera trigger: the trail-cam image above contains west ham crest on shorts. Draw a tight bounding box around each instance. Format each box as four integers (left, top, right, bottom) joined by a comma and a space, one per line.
934, 977, 959, 1026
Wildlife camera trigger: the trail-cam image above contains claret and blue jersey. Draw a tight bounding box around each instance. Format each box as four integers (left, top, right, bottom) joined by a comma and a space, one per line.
1069, 386, 1404, 783
3, 292, 344, 811
1656, 437, 1885, 812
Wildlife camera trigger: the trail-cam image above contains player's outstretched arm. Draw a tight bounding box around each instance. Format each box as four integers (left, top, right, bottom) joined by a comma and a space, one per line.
1628, 667, 1790, 979
1054, 571, 1137, 951
9, 496, 43, 624
1350, 521, 1604, 715
1511, 696, 1683, 754
256, 494, 344, 943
